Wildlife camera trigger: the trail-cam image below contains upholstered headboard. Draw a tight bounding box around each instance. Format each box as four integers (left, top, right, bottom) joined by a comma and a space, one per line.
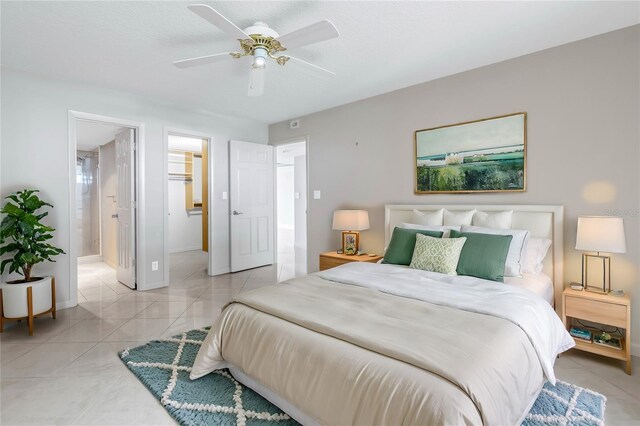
384, 204, 564, 306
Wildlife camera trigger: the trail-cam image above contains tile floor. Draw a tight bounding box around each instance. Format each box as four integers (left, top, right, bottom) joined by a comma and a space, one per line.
1, 252, 638, 425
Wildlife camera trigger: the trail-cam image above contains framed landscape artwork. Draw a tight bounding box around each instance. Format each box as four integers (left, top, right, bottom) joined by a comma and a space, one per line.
414, 112, 526, 194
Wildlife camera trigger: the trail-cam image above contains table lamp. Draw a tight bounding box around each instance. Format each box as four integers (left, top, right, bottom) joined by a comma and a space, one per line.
332, 210, 369, 255
575, 216, 626, 293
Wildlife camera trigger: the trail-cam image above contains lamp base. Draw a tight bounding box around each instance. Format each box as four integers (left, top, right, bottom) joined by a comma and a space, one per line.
581, 253, 611, 294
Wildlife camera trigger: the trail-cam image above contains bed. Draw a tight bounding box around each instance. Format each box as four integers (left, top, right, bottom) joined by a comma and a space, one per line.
191, 204, 573, 425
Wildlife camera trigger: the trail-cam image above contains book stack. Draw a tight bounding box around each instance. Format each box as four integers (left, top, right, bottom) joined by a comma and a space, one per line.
569, 326, 592, 343
594, 332, 622, 351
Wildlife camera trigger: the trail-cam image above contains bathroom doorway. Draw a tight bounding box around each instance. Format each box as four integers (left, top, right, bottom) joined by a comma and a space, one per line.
73, 119, 136, 303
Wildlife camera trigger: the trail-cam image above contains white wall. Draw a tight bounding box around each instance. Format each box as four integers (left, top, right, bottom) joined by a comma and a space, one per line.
99, 141, 117, 268
294, 154, 307, 249
270, 27, 640, 353
1, 67, 267, 307
277, 165, 295, 229
168, 179, 202, 253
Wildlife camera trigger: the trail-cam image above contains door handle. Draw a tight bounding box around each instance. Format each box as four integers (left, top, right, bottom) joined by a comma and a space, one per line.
232, 210, 243, 215
111, 214, 119, 219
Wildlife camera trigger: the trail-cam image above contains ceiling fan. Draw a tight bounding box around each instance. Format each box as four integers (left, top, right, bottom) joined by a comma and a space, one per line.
173, 4, 339, 96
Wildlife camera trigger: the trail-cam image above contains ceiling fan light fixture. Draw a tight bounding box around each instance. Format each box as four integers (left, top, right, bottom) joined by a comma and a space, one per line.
253, 47, 268, 68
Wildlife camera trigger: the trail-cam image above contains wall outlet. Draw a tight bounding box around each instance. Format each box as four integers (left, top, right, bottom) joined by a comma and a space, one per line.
151, 261, 159, 271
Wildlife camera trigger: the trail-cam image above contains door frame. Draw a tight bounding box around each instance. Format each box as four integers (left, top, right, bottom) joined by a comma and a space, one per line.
163, 127, 213, 285
68, 110, 146, 307
270, 136, 309, 273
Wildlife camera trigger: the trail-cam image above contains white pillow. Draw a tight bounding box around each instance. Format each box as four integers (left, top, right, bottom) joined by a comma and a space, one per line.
411, 209, 444, 226
523, 237, 552, 275
444, 209, 476, 226
473, 210, 513, 229
400, 223, 461, 238
461, 225, 530, 277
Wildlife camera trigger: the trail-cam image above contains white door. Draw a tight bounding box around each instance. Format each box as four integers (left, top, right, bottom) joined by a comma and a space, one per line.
115, 129, 136, 288
229, 140, 274, 272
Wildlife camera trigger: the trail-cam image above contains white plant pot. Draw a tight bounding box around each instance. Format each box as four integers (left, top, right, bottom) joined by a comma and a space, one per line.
0, 276, 53, 318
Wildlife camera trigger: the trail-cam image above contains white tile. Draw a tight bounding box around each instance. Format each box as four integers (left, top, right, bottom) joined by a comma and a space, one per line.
49, 319, 128, 343
103, 318, 176, 342
136, 300, 193, 319
0, 343, 39, 365
161, 315, 212, 338
0, 315, 76, 343
1, 375, 117, 425
96, 301, 154, 319
71, 373, 176, 425
2, 342, 96, 377
181, 299, 225, 319
57, 341, 131, 376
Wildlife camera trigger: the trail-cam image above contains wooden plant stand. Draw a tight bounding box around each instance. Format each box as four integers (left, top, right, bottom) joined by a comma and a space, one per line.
0, 277, 56, 336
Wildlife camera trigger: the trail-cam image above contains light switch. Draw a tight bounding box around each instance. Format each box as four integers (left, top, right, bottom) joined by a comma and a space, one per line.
222, 191, 228, 200
295, 192, 300, 199
313, 190, 321, 200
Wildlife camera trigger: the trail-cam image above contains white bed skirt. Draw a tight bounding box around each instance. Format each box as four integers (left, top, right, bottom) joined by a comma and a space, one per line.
229, 365, 319, 426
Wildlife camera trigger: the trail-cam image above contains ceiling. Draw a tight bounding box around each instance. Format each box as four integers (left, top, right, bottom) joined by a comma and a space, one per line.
2, 2, 638, 124
76, 120, 127, 151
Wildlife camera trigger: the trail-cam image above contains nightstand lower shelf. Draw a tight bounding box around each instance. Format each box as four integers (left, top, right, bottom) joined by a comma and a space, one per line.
572, 338, 627, 361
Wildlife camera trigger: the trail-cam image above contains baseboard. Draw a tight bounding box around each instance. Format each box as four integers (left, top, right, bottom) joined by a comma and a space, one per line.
56, 300, 76, 310
77, 255, 103, 264
139, 280, 168, 291
631, 341, 639, 357
169, 247, 201, 254
209, 267, 231, 276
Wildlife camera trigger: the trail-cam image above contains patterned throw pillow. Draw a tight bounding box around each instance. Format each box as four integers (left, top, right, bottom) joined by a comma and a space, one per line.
409, 234, 467, 275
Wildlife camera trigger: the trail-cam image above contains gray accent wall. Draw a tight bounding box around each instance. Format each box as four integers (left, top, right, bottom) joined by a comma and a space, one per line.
270, 26, 640, 353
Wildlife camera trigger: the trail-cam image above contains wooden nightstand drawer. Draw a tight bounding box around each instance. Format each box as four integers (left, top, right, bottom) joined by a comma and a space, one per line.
565, 296, 627, 328
319, 252, 383, 271
319, 257, 347, 271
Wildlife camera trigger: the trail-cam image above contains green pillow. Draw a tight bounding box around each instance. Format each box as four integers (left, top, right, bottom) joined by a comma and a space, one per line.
410, 234, 467, 275
383, 227, 444, 265
450, 230, 512, 282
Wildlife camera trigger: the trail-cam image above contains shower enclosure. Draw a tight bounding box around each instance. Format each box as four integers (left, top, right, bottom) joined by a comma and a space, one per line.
76, 150, 100, 258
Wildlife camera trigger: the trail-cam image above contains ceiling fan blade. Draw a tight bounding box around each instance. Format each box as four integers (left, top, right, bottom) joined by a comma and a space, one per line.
173, 53, 233, 68
188, 4, 249, 40
286, 56, 335, 80
276, 20, 339, 50
248, 66, 265, 97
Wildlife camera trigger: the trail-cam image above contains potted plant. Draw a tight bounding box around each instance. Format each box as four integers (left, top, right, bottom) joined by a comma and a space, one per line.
0, 189, 65, 334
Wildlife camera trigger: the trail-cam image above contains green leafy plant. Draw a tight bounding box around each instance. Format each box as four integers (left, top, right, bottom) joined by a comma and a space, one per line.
0, 189, 65, 283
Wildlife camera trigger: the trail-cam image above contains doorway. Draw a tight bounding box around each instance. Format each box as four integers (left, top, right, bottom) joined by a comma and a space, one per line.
69, 111, 145, 307
72, 118, 138, 305
275, 141, 307, 281
166, 131, 210, 285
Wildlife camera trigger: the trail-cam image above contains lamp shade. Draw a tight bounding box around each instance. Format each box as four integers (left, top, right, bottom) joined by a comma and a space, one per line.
332, 210, 370, 231
575, 216, 626, 253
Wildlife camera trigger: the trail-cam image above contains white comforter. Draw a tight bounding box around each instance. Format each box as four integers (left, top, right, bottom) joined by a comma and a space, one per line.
318, 262, 574, 384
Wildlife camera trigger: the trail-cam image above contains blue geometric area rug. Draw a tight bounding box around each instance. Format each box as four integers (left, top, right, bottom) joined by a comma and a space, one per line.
522, 380, 606, 426
120, 328, 606, 426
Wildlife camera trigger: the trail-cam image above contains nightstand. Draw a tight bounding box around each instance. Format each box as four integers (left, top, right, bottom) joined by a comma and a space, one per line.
562, 287, 632, 374
319, 251, 383, 271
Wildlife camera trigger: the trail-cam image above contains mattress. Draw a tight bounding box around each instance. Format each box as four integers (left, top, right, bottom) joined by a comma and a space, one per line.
505, 273, 554, 305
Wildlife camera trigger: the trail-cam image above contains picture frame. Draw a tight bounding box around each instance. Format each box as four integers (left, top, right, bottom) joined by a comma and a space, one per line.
414, 112, 526, 194
341, 231, 359, 255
